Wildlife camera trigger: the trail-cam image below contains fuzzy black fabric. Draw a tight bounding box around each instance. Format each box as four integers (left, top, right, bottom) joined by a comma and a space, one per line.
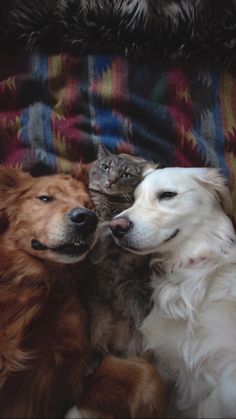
1, 0, 236, 68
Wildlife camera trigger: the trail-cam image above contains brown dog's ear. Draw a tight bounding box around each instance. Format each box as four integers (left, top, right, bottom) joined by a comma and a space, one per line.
0, 166, 31, 228
194, 168, 232, 215
0, 165, 31, 200
0, 165, 27, 190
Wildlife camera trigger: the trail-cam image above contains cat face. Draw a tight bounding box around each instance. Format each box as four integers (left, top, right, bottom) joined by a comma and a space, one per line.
89, 144, 157, 196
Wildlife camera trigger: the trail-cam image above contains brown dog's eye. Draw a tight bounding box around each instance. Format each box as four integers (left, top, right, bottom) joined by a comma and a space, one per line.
159, 191, 177, 201
37, 195, 54, 203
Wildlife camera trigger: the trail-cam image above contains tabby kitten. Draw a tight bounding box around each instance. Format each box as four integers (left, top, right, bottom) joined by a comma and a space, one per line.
89, 144, 154, 220
88, 144, 158, 357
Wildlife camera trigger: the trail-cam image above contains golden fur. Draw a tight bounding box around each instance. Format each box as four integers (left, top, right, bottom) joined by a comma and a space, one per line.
0, 165, 166, 418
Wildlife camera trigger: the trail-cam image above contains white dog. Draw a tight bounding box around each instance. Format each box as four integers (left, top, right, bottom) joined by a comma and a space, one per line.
110, 167, 236, 418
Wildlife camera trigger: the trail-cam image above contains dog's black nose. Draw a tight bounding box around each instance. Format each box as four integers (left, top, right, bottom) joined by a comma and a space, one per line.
110, 217, 132, 239
69, 208, 98, 234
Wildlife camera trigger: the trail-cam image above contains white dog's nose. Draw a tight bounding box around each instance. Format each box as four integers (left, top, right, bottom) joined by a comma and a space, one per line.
110, 217, 132, 239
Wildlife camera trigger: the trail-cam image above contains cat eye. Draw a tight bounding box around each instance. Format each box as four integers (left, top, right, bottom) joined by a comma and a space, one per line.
36, 195, 54, 203
102, 163, 110, 172
158, 191, 177, 201
122, 172, 132, 178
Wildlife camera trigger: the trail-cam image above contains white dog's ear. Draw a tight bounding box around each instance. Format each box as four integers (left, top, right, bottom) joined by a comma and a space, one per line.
194, 168, 232, 215
128, 158, 159, 177
118, 153, 159, 177
141, 162, 160, 177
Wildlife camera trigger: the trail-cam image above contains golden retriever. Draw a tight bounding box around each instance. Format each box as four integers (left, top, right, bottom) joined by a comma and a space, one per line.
0, 165, 166, 418
110, 167, 236, 418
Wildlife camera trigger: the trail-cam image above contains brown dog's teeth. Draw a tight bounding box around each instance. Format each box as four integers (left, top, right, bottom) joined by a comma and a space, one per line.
51, 241, 88, 257
74, 241, 86, 247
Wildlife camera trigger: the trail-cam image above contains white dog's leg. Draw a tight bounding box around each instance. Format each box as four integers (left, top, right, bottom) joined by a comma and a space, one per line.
197, 388, 223, 418
197, 370, 236, 418
218, 369, 236, 417
65, 406, 101, 419
65, 407, 85, 418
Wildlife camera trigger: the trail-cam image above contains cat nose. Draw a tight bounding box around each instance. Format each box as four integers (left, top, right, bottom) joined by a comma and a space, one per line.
110, 217, 132, 239
105, 180, 112, 188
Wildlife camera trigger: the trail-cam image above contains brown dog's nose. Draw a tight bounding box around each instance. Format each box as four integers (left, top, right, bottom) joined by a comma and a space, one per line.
69, 208, 98, 234
110, 217, 132, 239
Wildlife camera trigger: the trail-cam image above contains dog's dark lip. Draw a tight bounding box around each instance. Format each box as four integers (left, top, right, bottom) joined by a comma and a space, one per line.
31, 239, 48, 251
31, 239, 89, 256
113, 240, 149, 254
113, 228, 180, 253
53, 243, 89, 256
164, 228, 180, 243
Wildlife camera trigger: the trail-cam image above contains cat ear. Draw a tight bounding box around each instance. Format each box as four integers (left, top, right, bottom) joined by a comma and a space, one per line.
97, 143, 111, 159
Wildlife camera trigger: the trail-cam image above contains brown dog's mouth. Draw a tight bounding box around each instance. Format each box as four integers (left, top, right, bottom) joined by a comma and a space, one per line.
31, 239, 89, 257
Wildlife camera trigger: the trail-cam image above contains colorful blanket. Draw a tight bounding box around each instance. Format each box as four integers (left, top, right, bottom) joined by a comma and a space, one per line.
1, 53, 236, 213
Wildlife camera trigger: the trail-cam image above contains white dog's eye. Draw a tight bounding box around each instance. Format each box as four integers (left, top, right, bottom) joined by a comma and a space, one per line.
159, 191, 177, 201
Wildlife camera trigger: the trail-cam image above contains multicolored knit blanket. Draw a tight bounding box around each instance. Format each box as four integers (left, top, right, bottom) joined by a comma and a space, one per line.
0, 53, 236, 213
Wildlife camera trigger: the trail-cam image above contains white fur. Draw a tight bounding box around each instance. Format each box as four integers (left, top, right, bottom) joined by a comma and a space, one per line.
114, 167, 236, 418
65, 407, 101, 419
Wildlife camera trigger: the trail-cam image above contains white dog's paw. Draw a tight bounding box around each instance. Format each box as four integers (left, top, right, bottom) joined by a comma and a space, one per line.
65, 406, 84, 419
65, 406, 101, 419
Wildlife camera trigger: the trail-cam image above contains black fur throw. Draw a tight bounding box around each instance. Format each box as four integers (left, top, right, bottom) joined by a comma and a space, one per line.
2, 0, 236, 68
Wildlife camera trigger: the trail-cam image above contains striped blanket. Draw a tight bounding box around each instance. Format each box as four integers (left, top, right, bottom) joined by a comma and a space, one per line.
1, 53, 236, 214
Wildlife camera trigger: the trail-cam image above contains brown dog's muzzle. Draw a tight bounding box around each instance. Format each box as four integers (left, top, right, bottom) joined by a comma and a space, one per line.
31, 208, 99, 260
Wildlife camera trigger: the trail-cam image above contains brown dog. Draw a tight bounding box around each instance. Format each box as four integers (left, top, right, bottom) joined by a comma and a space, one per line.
0, 165, 166, 418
